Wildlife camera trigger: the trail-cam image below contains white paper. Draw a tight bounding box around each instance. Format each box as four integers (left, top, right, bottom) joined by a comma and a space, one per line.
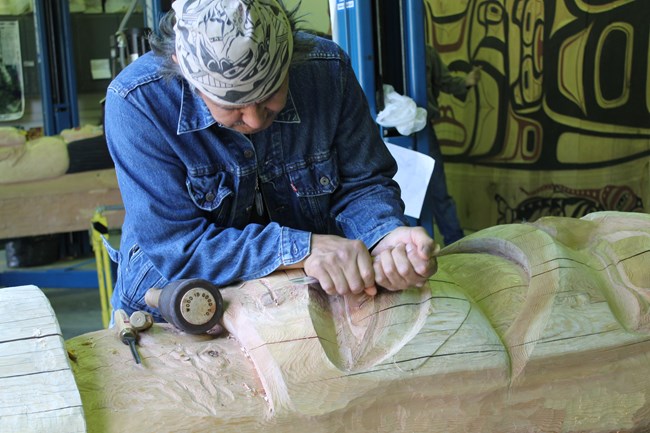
386, 142, 435, 219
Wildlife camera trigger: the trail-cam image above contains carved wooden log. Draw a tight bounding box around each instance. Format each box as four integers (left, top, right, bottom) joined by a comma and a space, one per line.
4, 211, 650, 432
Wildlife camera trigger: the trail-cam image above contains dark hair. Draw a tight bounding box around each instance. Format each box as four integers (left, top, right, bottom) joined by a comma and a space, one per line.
148, 0, 311, 81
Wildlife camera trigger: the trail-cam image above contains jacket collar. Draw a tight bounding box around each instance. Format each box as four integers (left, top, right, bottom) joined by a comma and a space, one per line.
177, 81, 300, 135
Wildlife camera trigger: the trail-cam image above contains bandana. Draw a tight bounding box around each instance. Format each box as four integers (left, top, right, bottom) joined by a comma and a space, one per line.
172, 0, 293, 106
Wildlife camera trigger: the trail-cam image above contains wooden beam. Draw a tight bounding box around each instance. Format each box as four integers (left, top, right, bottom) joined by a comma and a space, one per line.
0, 285, 86, 433
0, 169, 122, 240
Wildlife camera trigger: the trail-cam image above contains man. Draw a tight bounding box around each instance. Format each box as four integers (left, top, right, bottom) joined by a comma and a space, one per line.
104, 0, 438, 319
425, 45, 481, 245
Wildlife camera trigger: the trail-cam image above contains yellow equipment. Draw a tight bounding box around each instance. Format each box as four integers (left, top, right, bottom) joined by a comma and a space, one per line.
90, 205, 124, 328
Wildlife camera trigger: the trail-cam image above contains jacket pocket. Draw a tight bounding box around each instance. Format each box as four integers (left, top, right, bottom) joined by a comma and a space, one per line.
287, 155, 339, 197
114, 243, 168, 318
186, 170, 233, 225
286, 155, 339, 231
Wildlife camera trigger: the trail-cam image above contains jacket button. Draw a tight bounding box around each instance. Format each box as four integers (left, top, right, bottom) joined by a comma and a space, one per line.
205, 192, 215, 202
319, 176, 330, 186
244, 150, 254, 158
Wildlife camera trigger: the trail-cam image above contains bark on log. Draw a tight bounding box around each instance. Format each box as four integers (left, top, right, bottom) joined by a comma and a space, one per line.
5, 211, 650, 432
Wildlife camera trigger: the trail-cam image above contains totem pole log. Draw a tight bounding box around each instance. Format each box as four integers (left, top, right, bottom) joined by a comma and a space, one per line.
3, 211, 650, 433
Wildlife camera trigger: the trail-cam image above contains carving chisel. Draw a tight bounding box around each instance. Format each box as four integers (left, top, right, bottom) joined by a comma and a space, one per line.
114, 309, 142, 364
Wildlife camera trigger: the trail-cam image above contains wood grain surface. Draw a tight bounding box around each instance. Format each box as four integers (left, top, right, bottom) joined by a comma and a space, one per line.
0, 285, 86, 433
8, 211, 650, 432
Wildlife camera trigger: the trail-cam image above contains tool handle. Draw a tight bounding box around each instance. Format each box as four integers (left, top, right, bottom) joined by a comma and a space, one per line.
145, 279, 224, 334
114, 309, 137, 343
115, 309, 143, 364
144, 287, 162, 308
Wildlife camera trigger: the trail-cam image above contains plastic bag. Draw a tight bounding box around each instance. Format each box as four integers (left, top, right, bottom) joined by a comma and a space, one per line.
375, 85, 427, 136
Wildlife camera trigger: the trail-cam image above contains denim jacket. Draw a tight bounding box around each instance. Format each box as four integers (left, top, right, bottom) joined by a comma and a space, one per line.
104, 33, 408, 316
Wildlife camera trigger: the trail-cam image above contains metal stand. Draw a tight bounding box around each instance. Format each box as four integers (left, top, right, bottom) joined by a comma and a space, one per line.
333, 0, 435, 236
33, 0, 79, 135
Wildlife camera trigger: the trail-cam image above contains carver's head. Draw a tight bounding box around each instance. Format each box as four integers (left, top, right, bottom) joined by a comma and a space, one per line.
172, 0, 293, 107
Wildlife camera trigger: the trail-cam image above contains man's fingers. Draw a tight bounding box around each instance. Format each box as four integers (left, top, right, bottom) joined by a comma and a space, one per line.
312, 272, 336, 295
406, 242, 436, 278
373, 258, 388, 290
374, 246, 409, 291
306, 231, 438, 296
352, 252, 376, 295
305, 234, 376, 296
364, 286, 378, 297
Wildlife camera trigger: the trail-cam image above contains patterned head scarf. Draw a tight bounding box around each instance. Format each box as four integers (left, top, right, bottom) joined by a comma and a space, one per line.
172, 0, 293, 106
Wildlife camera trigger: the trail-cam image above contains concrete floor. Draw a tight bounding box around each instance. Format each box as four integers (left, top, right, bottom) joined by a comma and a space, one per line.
42, 287, 104, 340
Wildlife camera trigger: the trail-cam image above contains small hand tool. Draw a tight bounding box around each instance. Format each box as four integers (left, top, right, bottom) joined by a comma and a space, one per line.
145, 279, 224, 334
289, 276, 320, 285
114, 309, 142, 364
129, 310, 154, 332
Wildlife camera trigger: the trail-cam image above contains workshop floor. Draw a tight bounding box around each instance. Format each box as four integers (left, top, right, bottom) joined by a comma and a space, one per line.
42, 287, 104, 340
0, 248, 104, 340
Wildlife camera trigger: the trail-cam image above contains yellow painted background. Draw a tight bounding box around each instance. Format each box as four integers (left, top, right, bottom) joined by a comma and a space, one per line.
423, 0, 649, 231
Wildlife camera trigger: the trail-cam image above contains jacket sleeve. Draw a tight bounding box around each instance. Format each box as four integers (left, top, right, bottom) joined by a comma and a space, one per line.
327, 48, 410, 248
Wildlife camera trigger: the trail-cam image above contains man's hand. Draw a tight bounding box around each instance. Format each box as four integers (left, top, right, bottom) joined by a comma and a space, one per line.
303, 234, 377, 296
371, 226, 439, 292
